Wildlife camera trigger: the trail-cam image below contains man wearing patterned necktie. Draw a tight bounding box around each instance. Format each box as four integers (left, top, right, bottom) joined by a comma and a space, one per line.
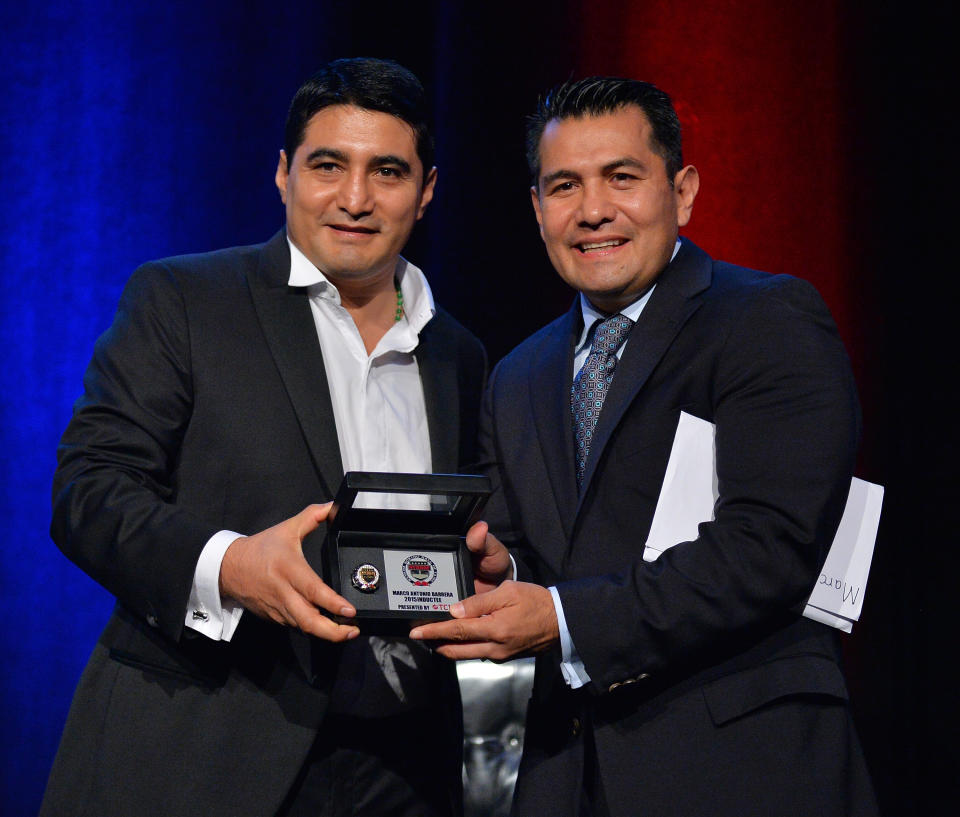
413, 77, 878, 817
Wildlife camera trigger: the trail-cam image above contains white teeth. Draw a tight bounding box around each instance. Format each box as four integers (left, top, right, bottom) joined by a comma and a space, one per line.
579, 239, 624, 251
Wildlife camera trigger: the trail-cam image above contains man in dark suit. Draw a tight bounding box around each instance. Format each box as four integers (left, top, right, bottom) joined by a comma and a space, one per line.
42, 58, 485, 817
412, 78, 878, 816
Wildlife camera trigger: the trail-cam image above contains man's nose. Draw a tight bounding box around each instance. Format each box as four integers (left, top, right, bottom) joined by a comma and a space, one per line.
337, 170, 374, 218
576, 182, 616, 228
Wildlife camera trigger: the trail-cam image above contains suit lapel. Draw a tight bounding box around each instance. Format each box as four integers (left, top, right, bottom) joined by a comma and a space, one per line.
245, 231, 347, 684
529, 303, 581, 543
576, 239, 713, 503
415, 316, 459, 474
246, 231, 344, 502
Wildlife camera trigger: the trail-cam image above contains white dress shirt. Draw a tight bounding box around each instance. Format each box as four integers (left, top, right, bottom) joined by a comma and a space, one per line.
185, 238, 435, 640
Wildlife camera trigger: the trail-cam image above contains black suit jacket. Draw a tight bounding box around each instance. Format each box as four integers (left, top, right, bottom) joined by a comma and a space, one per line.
480, 239, 877, 816
42, 231, 486, 816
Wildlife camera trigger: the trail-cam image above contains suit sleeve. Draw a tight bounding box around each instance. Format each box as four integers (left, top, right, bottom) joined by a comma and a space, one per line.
51, 262, 219, 642
554, 277, 860, 689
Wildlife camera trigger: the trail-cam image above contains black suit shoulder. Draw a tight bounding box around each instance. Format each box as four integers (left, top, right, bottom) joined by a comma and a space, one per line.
425, 306, 486, 361
501, 309, 571, 363
121, 236, 276, 306
487, 310, 573, 397
141, 237, 271, 274
431, 308, 487, 387
706, 259, 834, 316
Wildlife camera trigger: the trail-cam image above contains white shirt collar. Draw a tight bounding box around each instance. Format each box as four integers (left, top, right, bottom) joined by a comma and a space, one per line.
285, 236, 436, 336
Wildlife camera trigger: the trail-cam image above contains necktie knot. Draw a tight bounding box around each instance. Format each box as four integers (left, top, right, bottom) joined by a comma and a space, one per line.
591, 314, 633, 356
571, 313, 634, 487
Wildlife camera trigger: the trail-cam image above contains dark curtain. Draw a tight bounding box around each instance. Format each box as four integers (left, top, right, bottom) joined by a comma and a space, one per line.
1, 1, 952, 813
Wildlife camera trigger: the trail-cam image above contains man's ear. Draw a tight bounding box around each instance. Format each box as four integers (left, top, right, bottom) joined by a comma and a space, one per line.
416, 166, 438, 220
673, 165, 699, 228
275, 149, 289, 204
530, 186, 545, 238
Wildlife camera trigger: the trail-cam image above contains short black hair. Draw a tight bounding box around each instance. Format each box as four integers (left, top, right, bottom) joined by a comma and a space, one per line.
284, 57, 433, 177
526, 77, 682, 187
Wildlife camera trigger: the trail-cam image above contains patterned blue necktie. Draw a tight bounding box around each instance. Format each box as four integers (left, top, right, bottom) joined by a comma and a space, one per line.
571, 313, 634, 487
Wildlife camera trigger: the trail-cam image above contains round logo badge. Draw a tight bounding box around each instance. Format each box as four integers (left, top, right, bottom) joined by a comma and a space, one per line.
351, 563, 381, 593
401, 554, 438, 586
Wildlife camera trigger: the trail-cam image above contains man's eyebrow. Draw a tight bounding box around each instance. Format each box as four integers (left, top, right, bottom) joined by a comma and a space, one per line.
304, 147, 348, 164
602, 157, 649, 175
541, 169, 581, 188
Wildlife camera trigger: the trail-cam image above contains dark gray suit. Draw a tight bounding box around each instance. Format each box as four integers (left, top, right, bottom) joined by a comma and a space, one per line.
42, 231, 486, 816
480, 239, 877, 816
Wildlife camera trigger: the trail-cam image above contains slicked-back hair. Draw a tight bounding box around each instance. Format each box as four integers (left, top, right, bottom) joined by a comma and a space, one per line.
526, 77, 682, 187
284, 57, 433, 177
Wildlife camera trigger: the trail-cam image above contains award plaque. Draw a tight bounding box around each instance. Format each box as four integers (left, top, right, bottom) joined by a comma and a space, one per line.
323, 471, 491, 634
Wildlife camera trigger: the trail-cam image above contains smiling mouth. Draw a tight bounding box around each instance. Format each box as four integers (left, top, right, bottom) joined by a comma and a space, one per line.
576, 238, 627, 254
330, 224, 377, 234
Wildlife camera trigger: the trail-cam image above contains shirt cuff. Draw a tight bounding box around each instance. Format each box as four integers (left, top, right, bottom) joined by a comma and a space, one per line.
185, 530, 245, 641
549, 585, 591, 689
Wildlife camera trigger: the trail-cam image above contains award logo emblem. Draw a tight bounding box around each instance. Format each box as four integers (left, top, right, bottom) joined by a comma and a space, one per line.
401, 554, 438, 586
351, 563, 381, 593
323, 471, 491, 629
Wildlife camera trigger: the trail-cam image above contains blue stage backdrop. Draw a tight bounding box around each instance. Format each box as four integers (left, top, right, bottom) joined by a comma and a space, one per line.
0, 4, 348, 812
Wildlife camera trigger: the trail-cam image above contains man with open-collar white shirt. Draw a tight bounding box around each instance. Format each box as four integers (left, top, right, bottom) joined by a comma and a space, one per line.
43, 58, 485, 817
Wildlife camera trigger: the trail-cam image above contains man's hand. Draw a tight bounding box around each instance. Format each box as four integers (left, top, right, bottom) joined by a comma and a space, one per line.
409, 580, 559, 661
466, 521, 512, 594
219, 503, 360, 642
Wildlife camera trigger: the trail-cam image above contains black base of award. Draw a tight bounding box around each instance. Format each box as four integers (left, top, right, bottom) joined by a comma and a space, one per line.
323, 472, 491, 635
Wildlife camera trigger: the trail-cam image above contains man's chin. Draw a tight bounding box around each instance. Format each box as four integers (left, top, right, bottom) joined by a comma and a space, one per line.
323, 259, 399, 290
576, 282, 634, 313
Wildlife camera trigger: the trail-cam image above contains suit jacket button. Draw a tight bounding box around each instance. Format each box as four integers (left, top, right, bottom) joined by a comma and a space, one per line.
571, 717, 582, 737
608, 681, 622, 692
